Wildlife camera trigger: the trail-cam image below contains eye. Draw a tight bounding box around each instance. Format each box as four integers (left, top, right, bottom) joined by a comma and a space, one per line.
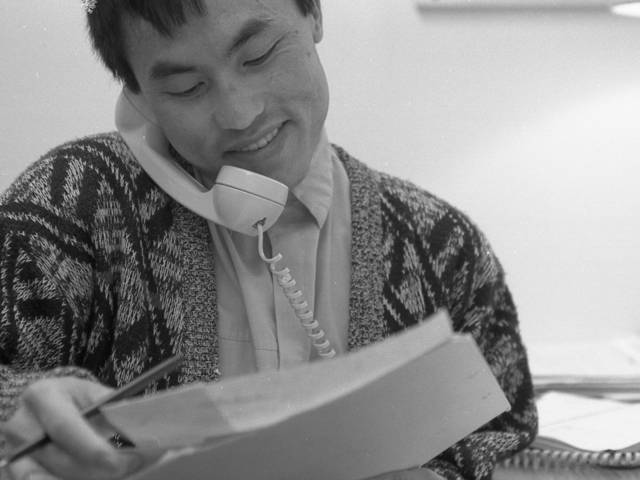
169, 82, 204, 98
243, 40, 280, 67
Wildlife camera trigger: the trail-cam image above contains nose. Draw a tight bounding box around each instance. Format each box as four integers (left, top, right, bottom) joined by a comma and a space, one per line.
212, 81, 264, 131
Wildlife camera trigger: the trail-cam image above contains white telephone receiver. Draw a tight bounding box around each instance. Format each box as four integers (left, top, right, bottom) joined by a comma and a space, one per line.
114, 90, 288, 236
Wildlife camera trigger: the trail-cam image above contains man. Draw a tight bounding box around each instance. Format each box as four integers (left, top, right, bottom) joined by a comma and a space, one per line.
0, 1, 537, 479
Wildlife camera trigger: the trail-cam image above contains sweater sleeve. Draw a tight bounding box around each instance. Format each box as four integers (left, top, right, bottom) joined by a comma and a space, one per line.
0, 158, 100, 424
424, 222, 538, 480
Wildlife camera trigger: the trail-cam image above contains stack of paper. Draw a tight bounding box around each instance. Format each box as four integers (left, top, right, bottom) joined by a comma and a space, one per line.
100, 310, 509, 480
528, 336, 640, 400
534, 392, 640, 453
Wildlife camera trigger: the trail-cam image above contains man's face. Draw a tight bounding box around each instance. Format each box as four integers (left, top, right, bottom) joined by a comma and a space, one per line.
123, 0, 328, 188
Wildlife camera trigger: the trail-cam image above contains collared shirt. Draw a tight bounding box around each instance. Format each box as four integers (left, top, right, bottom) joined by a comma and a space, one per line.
205, 133, 352, 377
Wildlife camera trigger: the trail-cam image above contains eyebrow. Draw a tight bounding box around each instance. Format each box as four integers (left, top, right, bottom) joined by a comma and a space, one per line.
147, 18, 274, 82
227, 18, 273, 57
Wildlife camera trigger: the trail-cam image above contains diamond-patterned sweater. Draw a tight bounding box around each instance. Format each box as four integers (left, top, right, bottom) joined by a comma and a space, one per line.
0, 133, 537, 479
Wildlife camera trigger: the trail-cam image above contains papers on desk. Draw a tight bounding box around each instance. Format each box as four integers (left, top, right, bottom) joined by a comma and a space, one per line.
528, 335, 640, 400
534, 392, 640, 452
503, 336, 640, 470
101, 310, 510, 480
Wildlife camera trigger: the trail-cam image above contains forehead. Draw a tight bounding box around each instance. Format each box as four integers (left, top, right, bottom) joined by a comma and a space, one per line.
122, 0, 295, 50
122, 0, 299, 79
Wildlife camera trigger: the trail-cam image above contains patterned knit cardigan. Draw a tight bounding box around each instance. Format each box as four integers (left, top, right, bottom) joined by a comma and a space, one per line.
0, 133, 537, 479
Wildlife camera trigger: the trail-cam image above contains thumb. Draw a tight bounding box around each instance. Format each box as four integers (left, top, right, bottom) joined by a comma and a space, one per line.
5, 456, 61, 480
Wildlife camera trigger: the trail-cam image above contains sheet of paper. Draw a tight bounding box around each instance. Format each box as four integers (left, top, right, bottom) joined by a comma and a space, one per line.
100, 310, 510, 480
103, 310, 456, 448
124, 339, 508, 480
536, 392, 640, 451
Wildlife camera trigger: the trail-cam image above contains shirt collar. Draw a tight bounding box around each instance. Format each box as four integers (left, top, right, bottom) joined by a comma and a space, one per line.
289, 130, 334, 228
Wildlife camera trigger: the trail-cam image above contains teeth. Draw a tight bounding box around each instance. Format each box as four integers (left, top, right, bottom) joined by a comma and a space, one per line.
237, 126, 281, 152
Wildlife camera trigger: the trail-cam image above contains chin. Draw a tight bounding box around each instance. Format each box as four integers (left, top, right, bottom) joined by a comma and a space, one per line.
263, 153, 310, 189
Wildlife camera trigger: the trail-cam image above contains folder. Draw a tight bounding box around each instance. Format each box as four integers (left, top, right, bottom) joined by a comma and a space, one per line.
102, 310, 509, 480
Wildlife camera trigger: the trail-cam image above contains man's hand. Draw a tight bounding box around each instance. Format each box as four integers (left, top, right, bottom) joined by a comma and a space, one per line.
368, 468, 445, 480
0, 377, 145, 480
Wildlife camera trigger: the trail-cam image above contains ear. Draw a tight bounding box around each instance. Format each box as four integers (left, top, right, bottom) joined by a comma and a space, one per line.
309, 1, 323, 43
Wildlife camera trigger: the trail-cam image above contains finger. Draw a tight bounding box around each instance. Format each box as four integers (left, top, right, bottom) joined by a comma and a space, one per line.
6, 445, 142, 480
86, 412, 121, 441
0, 405, 48, 446
0, 391, 117, 479
6, 456, 60, 480
28, 443, 143, 480
18, 379, 134, 475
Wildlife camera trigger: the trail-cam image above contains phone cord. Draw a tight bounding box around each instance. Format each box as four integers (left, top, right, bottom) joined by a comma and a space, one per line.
255, 222, 336, 360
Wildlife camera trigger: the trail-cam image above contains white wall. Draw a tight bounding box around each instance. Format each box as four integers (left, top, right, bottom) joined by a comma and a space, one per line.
0, 0, 120, 190
1, 1, 639, 344
319, 2, 640, 344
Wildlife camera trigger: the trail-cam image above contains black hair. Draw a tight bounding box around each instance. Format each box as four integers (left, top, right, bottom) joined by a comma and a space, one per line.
87, 0, 319, 92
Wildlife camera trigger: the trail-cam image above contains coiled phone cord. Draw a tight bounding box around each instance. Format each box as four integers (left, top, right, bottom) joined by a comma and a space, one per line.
255, 222, 336, 360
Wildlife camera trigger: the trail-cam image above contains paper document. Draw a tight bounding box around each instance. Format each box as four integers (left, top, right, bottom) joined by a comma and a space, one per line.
534, 392, 640, 452
102, 310, 509, 480
528, 335, 640, 399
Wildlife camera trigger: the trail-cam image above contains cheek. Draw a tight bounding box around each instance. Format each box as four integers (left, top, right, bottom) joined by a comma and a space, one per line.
299, 54, 329, 127
271, 46, 328, 107
157, 111, 210, 164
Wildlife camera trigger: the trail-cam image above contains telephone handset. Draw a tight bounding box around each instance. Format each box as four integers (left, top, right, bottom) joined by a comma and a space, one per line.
114, 90, 288, 236
115, 90, 336, 360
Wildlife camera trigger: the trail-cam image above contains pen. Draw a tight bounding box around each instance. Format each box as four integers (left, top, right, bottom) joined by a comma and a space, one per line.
0, 355, 182, 470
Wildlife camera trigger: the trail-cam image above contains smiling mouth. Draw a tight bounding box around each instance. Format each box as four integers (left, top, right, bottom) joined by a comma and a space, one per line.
233, 124, 283, 153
